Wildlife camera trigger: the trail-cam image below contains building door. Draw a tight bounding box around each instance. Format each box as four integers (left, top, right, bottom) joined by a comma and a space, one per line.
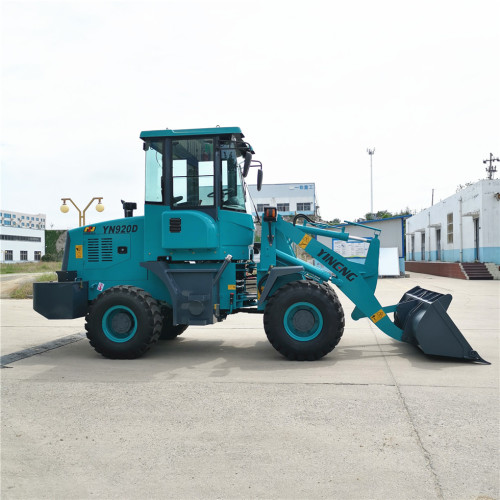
421, 233, 425, 261
410, 235, 415, 260
436, 229, 441, 261
473, 218, 480, 261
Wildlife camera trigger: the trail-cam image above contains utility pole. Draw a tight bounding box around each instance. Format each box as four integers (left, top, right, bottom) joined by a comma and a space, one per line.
367, 148, 375, 214
483, 153, 499, 180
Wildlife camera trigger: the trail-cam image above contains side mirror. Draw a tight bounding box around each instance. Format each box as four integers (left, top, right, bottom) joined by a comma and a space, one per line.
257, 169, 263, 191
243, 152, 252, 177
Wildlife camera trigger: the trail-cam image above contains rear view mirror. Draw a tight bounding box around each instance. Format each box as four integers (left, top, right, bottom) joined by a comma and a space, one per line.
257, 169, 263, 191
243, 152, 252, 177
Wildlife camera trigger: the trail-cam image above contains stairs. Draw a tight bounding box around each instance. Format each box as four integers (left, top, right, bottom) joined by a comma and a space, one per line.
460, 262, 494, 280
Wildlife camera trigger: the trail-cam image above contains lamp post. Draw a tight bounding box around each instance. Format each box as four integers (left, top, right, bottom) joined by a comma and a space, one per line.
60, 197, 104, 227
367, 148, 375, 214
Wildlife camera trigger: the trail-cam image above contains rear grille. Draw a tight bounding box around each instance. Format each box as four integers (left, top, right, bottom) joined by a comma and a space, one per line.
87, 238, 113, 263
87, 239, 100, 262
101, 238, 113, 261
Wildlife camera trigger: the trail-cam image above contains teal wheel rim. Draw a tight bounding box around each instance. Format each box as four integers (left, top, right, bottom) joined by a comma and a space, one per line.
284, 302, 323, 341
102, 305, 137, 343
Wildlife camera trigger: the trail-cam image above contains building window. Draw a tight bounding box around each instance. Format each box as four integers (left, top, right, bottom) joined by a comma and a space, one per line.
4, 221, 11, 226
20, 251, 28, 261
5, 250, 13, 261
297, 202, 311, 211
277, 203, 289, 212
4, 214, 11, 218
421, 233, 425, 260
447, 213, 453, 243
35, 251, 41, 261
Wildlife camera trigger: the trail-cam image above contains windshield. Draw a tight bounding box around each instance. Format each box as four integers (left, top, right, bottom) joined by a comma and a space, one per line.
221, 144, 246, 211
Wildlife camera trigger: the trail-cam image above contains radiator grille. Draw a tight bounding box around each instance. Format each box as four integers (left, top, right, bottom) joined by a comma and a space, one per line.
87, 239, 100, 262
101, 238, 113, 261
87, 238, 113, 263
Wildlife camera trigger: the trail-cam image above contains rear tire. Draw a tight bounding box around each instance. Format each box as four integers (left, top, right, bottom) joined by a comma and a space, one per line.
159, 305, 188, 340
85, 286, 162, 359
264, 280, 344, 361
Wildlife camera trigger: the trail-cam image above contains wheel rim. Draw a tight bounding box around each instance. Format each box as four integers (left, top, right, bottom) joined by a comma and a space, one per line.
102, 305, 137, 343
284, 302, 323, 341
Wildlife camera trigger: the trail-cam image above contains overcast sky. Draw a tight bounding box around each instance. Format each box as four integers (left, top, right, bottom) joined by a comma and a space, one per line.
1, 0, 499, 229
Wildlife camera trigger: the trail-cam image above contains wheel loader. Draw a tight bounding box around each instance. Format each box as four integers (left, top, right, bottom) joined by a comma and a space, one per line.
33, 127, 488, 363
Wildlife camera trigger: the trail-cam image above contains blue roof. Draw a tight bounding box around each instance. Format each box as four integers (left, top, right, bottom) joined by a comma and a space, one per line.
140, 127, 243, 139
336, 215, 411, 227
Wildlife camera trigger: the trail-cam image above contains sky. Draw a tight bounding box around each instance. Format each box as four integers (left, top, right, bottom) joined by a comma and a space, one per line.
1, 0, 499, 229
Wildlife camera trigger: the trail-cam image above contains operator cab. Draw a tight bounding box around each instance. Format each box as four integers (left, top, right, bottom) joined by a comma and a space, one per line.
140, 127, 261, 219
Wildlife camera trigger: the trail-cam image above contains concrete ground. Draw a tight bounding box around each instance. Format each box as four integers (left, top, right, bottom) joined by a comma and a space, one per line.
1, 273, 498, 500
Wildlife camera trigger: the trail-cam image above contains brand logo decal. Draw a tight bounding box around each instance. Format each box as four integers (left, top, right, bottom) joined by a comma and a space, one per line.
317, 248, 358, 281
103, 224, 138, 234
84, 226, 96, 232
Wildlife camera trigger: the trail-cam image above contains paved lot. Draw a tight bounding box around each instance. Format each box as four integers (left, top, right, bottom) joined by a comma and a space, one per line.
1, 273, 498, 499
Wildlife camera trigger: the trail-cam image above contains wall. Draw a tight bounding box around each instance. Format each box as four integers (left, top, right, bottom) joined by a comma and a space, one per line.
316, 217, 408, 273
248, 183, 316, 216
0, 226, 45, 263
406, 179, 500, 264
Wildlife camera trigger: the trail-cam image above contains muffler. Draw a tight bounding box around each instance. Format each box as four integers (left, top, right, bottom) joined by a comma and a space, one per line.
394, 286, 489, 364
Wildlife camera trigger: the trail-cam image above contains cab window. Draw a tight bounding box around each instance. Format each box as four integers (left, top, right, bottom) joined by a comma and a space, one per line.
172, 138, 214, 207
221, 145, 246, 211
145, 141, 163, 203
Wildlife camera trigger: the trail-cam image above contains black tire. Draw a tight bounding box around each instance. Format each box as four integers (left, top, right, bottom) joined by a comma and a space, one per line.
85, 286, 162, 359
263, 280, 345, 361
159, 305, 188, 340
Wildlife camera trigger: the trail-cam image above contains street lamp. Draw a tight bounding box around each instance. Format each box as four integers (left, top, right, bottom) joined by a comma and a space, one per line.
60, 197, 104, 227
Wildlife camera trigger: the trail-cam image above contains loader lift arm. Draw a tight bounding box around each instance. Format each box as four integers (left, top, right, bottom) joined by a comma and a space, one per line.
269, 215, 404, 341
258, 211, 489, 364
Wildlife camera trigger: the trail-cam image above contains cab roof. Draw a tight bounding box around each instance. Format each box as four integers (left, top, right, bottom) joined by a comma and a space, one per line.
140, 127, 243, 139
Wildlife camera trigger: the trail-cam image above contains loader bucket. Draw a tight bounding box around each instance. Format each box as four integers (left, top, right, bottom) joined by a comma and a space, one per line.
394, 286, 489, 364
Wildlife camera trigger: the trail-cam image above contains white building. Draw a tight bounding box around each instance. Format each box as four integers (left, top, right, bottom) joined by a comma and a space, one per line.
0, 210, 46, 263
248, 183, 318, 217
406, 179, 500, 265
316, 216, 409, 275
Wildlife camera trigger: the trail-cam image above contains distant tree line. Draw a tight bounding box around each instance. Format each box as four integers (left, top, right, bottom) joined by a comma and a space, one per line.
325, 207, 415, 225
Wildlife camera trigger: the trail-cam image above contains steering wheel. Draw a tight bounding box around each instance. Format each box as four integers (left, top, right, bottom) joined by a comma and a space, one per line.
207, 188, 229, 198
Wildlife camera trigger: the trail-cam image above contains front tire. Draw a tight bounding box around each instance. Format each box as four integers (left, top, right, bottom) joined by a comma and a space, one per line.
85, 286, 162, 359
264, 280, 345, 361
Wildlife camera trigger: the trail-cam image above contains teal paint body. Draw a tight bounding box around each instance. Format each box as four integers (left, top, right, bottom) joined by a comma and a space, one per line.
55, 128, 405, 342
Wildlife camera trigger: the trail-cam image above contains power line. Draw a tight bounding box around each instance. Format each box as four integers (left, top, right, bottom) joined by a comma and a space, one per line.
483, 153, 499, 180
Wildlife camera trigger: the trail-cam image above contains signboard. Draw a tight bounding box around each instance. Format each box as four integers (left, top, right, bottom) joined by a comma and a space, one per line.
333, 239, 370, 258
378, 247, 400, 276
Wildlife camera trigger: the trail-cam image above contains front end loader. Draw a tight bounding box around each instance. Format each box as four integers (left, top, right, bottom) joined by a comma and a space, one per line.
33, 127, 489, 364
